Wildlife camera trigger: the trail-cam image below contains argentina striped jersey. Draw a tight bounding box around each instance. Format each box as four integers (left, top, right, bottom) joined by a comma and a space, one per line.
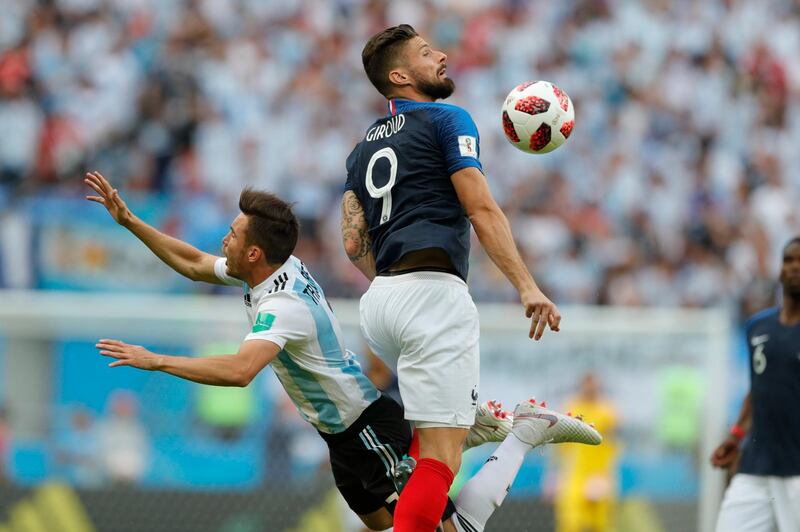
214, 255, 380, 434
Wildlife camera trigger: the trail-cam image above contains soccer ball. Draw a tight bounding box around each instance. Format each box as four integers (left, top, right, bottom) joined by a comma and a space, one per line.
501, 81, 575, 154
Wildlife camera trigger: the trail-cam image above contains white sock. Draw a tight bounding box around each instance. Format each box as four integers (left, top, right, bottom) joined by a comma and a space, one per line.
453, 434, 532, 531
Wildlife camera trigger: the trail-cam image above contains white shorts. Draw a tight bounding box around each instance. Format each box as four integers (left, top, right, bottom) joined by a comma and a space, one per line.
359, 271, 480, 428
715, 474, 800, 532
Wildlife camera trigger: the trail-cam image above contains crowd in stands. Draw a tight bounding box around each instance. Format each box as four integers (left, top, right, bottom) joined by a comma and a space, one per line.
2, 0, 799, 315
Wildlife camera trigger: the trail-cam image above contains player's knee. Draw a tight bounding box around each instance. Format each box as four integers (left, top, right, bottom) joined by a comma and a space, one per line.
416, 428, 467, 474
443, 452, 462, 474
418, 447, 462, 474
358, 508, 394, 530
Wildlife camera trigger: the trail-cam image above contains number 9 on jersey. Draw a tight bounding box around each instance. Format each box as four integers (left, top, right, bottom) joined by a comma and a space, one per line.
365, 147, 398, 225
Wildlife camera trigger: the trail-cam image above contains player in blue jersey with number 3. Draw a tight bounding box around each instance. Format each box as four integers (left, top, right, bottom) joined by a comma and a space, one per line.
342, 25, 565, 532
711, 237, 800, 532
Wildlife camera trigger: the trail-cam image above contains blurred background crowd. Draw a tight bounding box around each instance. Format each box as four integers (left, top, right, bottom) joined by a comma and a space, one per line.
1, 0, 799, 316
2, 0, 786, 529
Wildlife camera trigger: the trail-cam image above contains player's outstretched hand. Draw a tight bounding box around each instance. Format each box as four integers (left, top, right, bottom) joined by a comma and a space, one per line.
85, 171, 133, 226
97, 339, 160, 370
710, 438, 739, 469
522, 288, 561, 340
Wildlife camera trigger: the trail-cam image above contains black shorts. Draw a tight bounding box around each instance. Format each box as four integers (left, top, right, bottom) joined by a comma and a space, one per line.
319, 395, 412, 515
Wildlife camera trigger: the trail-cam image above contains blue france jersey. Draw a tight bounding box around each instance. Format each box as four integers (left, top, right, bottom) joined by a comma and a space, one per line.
345, 99, 483, 280
738, 307, 800, 476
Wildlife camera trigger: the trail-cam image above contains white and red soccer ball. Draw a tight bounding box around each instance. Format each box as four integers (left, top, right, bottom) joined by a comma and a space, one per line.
501, 81, 575, 154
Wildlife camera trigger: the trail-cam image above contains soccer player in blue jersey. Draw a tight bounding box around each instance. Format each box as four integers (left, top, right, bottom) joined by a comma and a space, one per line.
85, 171, 597, 532
711, 237, 800, 532
342, 25, 564, 531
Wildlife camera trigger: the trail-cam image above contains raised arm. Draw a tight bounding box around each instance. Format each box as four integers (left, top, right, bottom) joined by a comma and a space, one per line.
96, 338, 280, 387
85, 171, 223, 284
341, 190, 377, 281
451, 166, 561, 340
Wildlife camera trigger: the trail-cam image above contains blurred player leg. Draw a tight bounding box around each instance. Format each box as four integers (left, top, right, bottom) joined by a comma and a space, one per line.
771, 476, 800, 532
589, 498, 612, 532
554, 494, 583, 532
715, 474, 776, 532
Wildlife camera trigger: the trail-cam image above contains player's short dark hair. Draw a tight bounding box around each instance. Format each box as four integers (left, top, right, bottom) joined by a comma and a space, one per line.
238, 188, 299, 265
362, 24, 418, 97
784, 236, 800, 253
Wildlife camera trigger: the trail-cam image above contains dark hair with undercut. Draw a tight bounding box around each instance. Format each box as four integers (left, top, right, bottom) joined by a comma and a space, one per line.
238, 188, 299, 265
362, 24, 418, 97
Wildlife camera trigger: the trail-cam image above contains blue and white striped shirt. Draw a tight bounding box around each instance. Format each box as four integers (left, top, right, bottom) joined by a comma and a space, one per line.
215, 255, 380, 434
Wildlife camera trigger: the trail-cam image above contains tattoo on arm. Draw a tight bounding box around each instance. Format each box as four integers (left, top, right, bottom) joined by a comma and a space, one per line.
342, 192, 372, 260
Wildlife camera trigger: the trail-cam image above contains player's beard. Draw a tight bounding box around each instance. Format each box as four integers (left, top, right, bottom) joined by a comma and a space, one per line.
780, 268, 800, 296
415, 73, 455, 100
784, 279, 800, 297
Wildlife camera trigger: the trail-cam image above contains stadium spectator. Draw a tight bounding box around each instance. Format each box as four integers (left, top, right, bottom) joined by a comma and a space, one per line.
54, 406, 104, 487
0, 0, 797, 312
97, 390, 151, 486
553, 374, 619, 532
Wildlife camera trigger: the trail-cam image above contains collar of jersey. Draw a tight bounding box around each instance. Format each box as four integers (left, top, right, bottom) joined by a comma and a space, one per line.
248, 255, 296, 299
387, 98, 443, 116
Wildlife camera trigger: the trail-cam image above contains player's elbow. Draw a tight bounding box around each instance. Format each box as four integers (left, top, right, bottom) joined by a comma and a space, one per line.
185, 271, 201, 283
233, 370, 255, 387
467, 202, 503, 230
231, 363, 257, 387
343, 239, 364, 263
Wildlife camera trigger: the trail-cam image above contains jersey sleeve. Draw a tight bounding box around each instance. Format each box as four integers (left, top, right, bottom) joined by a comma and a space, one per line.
244, 292, 311, 349
433, 105, 483, 175
344, 145, 359, 192
214, 257, 244, 287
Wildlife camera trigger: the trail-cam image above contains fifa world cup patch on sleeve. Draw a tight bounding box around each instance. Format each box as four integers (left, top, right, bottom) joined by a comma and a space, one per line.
252, 312, 276, 333
458, 135, 478, 158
